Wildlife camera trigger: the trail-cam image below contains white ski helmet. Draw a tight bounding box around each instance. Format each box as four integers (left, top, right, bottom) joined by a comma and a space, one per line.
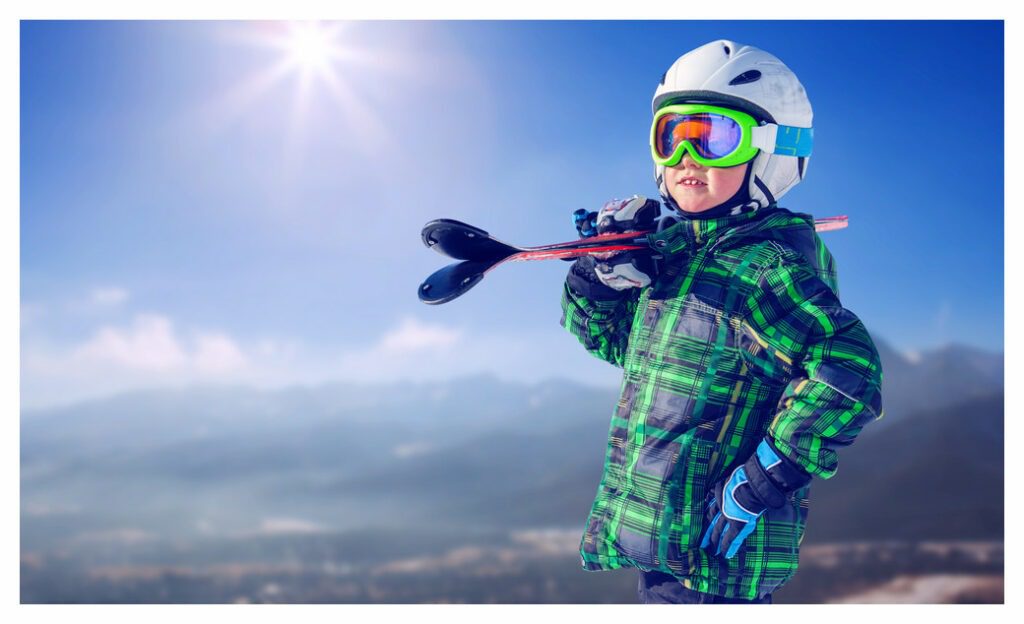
652, 40, 813, 213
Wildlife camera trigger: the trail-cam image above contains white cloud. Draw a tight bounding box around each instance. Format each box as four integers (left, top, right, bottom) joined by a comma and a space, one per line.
253, 338, 300, 359
330, 317, 469, 383
54, 314, 251, 377
70, 314, 190, 371
22, 313, 254, 407
392, 441, 435, 459
71, 528, 156, 545
256, 517, 329, 535
193, 332, 249, 374
90, 287, 130, 307
21, 312, 619, 409
378, 317, 461, 352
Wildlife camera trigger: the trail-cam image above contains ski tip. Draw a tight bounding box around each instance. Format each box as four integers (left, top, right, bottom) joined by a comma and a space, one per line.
418, 282, 452, 305
421, 218, 513, 261
417, 281, 445, 305
421, 218, 489, 243
417, 260, 489, 305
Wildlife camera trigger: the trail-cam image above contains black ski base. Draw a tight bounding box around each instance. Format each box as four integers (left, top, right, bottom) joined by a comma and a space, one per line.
418, 259, 491, 305
421, 219, 516, 261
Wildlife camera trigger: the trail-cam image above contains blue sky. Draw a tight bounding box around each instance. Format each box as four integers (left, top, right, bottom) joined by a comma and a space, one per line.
20, 20, 1004, 407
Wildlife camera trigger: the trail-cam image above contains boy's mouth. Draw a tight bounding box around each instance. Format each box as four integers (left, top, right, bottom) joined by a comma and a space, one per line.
678, 177, 707, 188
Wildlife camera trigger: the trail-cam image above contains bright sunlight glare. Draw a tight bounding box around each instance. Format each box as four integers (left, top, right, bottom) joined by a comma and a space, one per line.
285, 22, 337, 72
208, 21, 402, 172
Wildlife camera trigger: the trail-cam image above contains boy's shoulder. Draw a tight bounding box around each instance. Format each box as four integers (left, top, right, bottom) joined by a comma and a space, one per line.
714, 207, 838, 293
712, 235, 790, 274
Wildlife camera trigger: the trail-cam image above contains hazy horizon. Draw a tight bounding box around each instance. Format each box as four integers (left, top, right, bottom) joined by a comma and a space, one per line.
19, 331, 1003, 412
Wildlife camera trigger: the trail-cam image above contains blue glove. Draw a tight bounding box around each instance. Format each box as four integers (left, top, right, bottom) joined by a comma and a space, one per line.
701, 438, 811, 560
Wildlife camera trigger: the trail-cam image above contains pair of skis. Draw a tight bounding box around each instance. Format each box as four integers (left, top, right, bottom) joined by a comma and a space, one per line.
418, 216, 848, 304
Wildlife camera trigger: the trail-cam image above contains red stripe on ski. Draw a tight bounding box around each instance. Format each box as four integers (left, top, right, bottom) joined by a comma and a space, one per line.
508, 244, 648, 262
526, 215, 847, 253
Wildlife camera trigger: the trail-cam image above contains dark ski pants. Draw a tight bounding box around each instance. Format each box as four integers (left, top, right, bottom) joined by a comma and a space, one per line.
637, 570, 773, 604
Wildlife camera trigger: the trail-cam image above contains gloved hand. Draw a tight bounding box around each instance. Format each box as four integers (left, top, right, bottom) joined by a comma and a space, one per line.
701, 438, 811, 560
573, 196, 660, 291
594, 195, 660, 236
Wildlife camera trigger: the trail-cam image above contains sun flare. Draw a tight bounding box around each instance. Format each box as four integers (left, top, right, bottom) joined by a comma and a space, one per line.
284, 22, 336, 72
210, 21, 399, 164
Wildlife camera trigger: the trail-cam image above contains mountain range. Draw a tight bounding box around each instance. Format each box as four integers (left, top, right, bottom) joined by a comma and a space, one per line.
21, 336, 1004, 602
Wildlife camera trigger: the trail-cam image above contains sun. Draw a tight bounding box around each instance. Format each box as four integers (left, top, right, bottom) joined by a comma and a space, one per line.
210, 21, 394, 164
282, 22, 339, 74
284, 22, 336, 73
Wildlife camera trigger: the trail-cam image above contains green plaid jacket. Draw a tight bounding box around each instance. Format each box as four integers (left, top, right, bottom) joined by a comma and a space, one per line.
560, 206, 883, 599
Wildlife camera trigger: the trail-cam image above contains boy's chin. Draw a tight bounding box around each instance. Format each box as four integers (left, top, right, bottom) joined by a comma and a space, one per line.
669, 193, 714, 214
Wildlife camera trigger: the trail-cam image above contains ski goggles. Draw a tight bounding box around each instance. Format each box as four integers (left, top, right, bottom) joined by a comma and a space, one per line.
650, 103, 814, 168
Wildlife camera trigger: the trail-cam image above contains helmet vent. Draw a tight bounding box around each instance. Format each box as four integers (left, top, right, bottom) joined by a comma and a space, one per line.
723, 44, 730, 55
728, 70, 762, 86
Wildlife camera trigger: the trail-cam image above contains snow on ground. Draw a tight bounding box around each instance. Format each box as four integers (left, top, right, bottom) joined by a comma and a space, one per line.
831, 574, 1003, 604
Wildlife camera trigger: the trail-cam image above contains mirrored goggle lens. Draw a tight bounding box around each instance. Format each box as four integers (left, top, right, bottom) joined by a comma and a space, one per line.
654, 113, 743, 161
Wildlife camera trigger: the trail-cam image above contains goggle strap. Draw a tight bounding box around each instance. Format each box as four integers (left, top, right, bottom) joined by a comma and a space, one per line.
775, 125, 813, 157
750, 125, 777, 153
750, 124, 814, 157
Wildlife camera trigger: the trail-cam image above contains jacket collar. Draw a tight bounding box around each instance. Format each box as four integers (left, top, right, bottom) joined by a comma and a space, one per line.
647, 206, 822, 258
648, 207, 776, 255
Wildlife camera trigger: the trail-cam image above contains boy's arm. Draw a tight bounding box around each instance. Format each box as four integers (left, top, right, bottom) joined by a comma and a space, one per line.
744, 252, 884, 480
700, 248, 885, 559
560, 256, 641, 369
701, 252, 883, 559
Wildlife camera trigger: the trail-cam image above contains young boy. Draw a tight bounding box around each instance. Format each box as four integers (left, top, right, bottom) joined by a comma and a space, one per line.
560, 40, 883, 604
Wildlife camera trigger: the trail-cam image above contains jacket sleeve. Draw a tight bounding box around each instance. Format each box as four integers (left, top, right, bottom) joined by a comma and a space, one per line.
742, 252, 884, 480
559, 257, 641, 369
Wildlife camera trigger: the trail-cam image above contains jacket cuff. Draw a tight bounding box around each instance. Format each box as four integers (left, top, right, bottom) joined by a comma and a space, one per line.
743, 438, 812, 508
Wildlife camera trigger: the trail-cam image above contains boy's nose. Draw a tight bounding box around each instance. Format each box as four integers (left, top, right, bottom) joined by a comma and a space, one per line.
679, 150, 703, 169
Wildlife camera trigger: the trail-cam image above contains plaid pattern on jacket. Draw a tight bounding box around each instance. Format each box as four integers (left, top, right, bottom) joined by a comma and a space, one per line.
560, 206, 883, 600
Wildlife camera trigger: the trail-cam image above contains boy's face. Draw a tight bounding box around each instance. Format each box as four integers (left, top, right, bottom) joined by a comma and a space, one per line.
664, 152, 750, 214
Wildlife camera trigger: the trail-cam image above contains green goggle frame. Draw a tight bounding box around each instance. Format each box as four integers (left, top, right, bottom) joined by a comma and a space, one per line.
650, 103, 814, 168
